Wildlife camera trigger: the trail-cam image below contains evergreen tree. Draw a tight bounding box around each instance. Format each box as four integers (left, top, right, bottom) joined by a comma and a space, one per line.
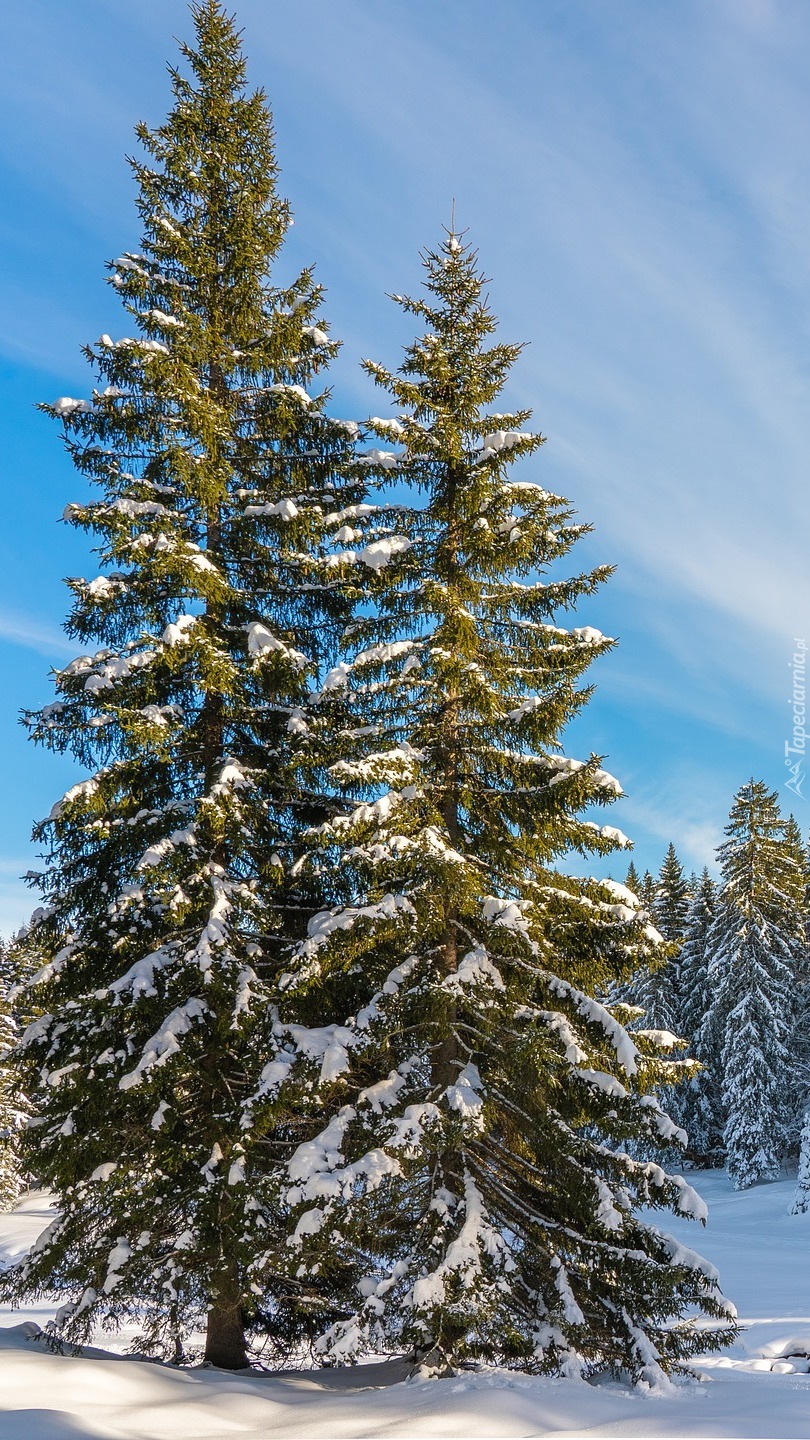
621, 845, 690, 1035
702, 782, 802, 1190
783, 815, 807, 867
679, 872, 717, 1044
624, 860, 641, 896
789, 820, 810, 1209
781, 816, 808, 929
254, 232, 735, 1383
669, 870, 721, 1163
653, 844, 692, 946
783, 814, 810, 1147
0, 2, 362, 1367
639, 870, 657, 908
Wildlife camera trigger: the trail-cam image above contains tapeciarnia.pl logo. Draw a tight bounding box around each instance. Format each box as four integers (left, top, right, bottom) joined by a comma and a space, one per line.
785, 637, 807, 799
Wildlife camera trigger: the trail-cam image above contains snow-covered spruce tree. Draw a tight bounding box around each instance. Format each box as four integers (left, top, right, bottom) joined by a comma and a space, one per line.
654, 845, 692, 949
667, 870, 721, 1163
622, 845, 690, 1034
702, 782, 803, 1190
0, 2, 364, 1367
249, 232, 736, 1383
639, 870, 656, 908
783, 814, 810, 1147
678, 871, 717, 1045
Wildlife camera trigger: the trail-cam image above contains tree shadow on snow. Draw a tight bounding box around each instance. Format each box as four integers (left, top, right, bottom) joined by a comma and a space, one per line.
0, 1413, 105, 1440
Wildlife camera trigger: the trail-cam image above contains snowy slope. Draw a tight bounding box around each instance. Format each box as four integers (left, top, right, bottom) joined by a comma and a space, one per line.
1, 1173, 810, 1438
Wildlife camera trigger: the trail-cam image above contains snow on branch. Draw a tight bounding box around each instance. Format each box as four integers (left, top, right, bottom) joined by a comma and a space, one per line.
443, 944, 506, 993
103, 947, 174, 1002
407, 1172, 509, 1311
118, 997, 208, 1090
246, 621, 310, 670
298, 893, 416, 960
547, 976, 639, 1076
327, 535, 412, 573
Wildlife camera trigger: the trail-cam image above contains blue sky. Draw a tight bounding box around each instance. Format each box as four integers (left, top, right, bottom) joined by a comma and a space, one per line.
0, 0, 808, 931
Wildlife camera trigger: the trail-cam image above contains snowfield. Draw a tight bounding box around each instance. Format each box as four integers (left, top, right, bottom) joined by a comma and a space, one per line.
2, 1171, 810, 1438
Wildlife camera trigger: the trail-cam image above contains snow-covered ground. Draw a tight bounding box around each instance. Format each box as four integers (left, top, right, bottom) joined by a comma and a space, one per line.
1, 1171, 810, 1438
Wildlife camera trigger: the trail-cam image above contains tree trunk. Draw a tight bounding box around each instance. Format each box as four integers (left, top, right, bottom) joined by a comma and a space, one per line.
200, 340, 246, 1371
205, 1258, 248, 1368
423, 479, 467, 1371
433, 464, 464, 1153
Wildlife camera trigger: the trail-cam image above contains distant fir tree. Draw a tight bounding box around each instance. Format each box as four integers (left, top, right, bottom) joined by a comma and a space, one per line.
653, 844, 692, 946
782, 816, 808, 928
783, 814, 806, 859
679, 872, 718, 1045
255, 232, 736, 1384
669, 870, 721, 1163
0, 2, 363, 1368
624, 860, 641, 896
702, 782, 802, 1190
639, 870, 657, 908
622, 845, 690, 1034
783, 817, 810, 1086
782, 815, 810, 1177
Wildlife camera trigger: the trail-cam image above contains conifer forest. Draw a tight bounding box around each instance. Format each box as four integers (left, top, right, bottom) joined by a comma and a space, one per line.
1, 5, 809, 1437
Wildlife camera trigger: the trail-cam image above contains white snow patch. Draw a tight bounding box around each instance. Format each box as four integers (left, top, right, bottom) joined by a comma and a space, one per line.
246, 622, 309, 670
242, 498, 300, 521
118, 998, 208, 1090
162, 614, 197, 647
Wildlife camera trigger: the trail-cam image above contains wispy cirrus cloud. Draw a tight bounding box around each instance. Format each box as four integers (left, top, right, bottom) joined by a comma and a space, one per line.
0, 610, 73, 660
618, 789, 726, 875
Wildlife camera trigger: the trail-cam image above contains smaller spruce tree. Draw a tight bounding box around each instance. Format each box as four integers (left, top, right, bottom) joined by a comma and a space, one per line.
249, 230, 737, 1384
702, 782, 801, 1189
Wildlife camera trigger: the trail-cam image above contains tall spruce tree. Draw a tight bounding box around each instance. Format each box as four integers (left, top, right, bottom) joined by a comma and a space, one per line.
789, 815, 810, 1214
0, 2, 365, 1367
669, 870, 721, 1162
702, 782, 802, 1190
249, 232, 736, 1383
783, 814, 810, 1144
